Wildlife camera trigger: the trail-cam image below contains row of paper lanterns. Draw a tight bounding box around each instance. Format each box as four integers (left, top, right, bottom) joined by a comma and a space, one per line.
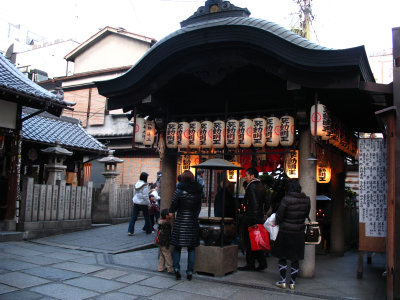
310, 103, 357, 157
166, 115, 295, 149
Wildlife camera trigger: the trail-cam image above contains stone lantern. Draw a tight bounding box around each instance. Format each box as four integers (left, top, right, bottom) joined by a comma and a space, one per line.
41, 141, 73, 185
98, 150, 124, 193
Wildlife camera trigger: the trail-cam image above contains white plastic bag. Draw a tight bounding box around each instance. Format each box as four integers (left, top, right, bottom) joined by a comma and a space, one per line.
264, 213, 279, 241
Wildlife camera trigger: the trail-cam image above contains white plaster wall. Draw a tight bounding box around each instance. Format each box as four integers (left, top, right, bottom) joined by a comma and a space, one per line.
73, 34, 150, 74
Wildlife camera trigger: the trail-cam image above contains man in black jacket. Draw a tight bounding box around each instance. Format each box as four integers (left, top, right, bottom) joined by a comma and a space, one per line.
238, 167, 269, 271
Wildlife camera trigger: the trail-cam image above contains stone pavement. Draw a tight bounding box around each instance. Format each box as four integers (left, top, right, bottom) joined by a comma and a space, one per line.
0, 221, 386, 299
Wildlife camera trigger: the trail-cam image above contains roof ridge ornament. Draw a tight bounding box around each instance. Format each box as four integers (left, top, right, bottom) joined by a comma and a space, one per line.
180, 0, 250, 28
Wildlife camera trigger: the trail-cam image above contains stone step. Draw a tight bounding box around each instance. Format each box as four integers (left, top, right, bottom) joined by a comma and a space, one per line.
0, 231, 24, 242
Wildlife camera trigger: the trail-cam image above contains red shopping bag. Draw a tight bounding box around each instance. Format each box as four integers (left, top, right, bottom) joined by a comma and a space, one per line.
248, 224, 270, 251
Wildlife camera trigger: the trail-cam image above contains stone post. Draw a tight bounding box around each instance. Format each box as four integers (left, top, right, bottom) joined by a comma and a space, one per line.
298, 129, 316, 278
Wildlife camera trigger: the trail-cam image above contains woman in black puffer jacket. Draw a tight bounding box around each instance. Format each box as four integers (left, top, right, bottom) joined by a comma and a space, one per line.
169, 170, 202, 281
272, 179, 310, 290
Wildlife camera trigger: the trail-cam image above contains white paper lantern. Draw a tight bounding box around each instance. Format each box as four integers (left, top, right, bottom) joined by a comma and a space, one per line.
188, 121, 201, 149
280, 115, 295, 147
213, 120, 225, 149
284, 150, 299, 178
200, 120, 213, 149
266, 116, 280, 147
177, 121, 190, 149
252, 117, 266, 147
226, 119, 239, 148
134, 117, 145, 144
239, 118, 253, 148
143, 120, 155, 146
310, 103, 330, 140
166, 121, 178, 148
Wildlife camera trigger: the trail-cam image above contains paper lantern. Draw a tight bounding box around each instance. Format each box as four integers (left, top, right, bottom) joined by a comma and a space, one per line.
284, 150, 299, 179
177, 121, 190, 149
310, 103, 330, 140
200, 120, 213, 149
316, 150, 331, 183
227, 161, 241, 182
166, 121, 178, 148
226, 119, 239, 148
252, 117, 266, 147
188, 121, 201, 149
266, 116, 280, 147
280, 115, 295, 147
181, 154, 200, 175
316, 163, 331, 183
143, 120, 155, 146
134, 117, 145, 144
213, 120, 225, 149
239, 118, 252, 148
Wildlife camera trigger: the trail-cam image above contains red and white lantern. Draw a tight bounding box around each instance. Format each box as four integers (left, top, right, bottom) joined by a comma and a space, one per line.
226, 119, 239, 148
266, 116, 280, 147
134, 117, 145, 144
310, 103, 330, 140
143, 120, 155, 146
252, 117, 266, 147
166, 121, 178, 148
239, 118, 253, 148
177, 121, 190, 149
213, 119, 225, 149
280, 115, 295, 147
200, 120, 213, 149
188, 121, 201, 149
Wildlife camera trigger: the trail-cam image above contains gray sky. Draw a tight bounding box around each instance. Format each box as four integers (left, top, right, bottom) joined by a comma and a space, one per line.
1, 0, 399, 54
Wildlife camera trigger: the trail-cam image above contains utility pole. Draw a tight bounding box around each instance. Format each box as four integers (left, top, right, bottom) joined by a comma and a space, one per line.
292, 0, 313, 41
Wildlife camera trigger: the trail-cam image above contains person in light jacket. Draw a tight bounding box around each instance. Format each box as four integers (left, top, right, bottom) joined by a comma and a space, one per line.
128, 172, 153, 235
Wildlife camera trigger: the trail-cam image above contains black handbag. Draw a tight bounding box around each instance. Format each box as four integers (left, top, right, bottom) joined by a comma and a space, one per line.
304, 217, 321, 245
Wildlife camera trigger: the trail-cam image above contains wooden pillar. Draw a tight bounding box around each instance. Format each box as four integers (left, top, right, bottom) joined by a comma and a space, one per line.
4, 104, 22, 231
160, 150, 177, 211
390, 26, 400, 300
298, 129, 316, 277
330, 151, 345, 256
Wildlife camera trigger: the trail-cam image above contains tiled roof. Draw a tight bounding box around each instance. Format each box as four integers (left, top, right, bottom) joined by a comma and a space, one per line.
22, 108, 106, 153
0, 53, 64, 104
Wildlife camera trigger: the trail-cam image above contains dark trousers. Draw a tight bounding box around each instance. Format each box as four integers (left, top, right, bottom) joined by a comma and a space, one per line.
242, 217, 267, 268
128, 204, 152, 234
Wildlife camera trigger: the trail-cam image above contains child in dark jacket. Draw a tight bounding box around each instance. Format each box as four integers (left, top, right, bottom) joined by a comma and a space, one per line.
156, 209, 173, 273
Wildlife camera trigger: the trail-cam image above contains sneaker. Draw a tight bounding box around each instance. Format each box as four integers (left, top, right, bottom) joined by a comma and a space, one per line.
128, 232, 134, 236
238, 265, 256, 271
289, 283, 295, 290
275, 281, 287, 289
187, 274, 192, 281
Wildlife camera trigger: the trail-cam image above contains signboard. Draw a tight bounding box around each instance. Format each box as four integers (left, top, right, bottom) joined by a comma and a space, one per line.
358, 138, 387, 237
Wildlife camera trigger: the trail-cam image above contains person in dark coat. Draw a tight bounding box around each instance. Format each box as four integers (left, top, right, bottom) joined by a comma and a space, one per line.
169, 170, 202, 281
272, 179, 311, 290
238, 167, 269, 271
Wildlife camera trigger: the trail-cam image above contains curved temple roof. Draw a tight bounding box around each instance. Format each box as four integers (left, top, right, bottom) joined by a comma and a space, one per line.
97, 15, 375, 109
